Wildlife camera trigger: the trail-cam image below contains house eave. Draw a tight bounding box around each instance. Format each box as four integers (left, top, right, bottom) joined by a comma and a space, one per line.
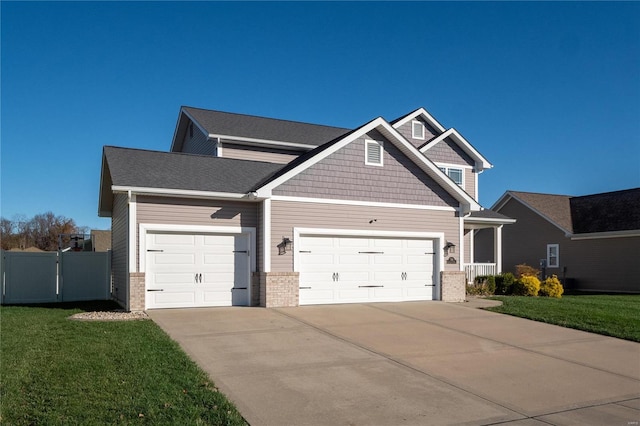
568, 229, 640, 240
111, 186, 255, 202
213, 134, 317, 150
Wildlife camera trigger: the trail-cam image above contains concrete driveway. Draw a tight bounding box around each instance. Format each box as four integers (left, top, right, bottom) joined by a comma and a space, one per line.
148, 301, 640, 425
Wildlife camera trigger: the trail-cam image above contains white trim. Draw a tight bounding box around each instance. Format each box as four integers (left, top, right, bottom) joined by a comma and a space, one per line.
138, 223, 256, 274
128, 194, 137, 273
475, 172, 479, 201
495, 225, 503, 273
365, 139, 384, 166
212, 134, 316, 150
293, 227, 445, 291
569, 229, 640, 240
435, 161, 473, 170
411, 120, 425, 140
213, 137, 222, 157
270, 195, 457, 211
546, 243, 559, 268
469, 227, 474, 263
392, 107, 446, 133
263, 199, 271, 272
112, 186, 248, 200
419, 128, 492, 171
256, 117, 480, 213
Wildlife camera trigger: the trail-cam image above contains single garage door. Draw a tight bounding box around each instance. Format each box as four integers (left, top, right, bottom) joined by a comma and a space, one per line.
298, 235, 436, 305
145, 232, 250, 309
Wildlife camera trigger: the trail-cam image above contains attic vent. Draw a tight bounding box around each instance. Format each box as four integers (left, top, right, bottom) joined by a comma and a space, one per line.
412, 120, 425, 140
365, 140, 383, 166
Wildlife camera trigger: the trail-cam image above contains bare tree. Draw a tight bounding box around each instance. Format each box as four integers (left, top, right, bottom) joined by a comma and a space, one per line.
0, 212, 84, 251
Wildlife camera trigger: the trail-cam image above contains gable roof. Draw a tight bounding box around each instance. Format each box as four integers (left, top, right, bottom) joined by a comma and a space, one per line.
418, 128, 493, 171
171, 106, 351, 152
254, 116, 481, 213
493, 188, 640, 237
390, 107, 447, 133
99, 146, 283, 216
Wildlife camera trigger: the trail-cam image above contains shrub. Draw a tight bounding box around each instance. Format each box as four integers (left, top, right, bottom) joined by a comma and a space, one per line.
540, 275, 564, 298
512, 275, 540, 296
467, 275, 496, 296
495, 272, 515, 295
515, 264, 540, 278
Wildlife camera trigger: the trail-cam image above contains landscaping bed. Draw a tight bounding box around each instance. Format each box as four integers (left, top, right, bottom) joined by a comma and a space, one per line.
0, 301, 247, 425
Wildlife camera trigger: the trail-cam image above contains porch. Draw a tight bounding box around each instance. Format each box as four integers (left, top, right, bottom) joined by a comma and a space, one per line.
463, 262, 497, 284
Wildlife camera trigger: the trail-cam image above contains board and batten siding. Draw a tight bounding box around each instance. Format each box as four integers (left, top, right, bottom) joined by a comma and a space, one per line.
135, 196, 259, 271
111, 193, 129, 308
273, 131, 458, 208
270, 200, 460, 273
395, 118, 439, 149
221, 143, 300, 164
182, 122, 216, 155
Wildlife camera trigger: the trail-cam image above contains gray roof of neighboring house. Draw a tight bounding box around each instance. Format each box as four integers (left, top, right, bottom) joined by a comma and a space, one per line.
570, 188, 640, 234
504, 189, 640, 234
103, 146, 283, 194
183, 106, 351, 146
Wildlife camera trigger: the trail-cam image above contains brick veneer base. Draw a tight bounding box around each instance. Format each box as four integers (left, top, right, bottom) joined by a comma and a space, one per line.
129, 272, 145, 312
441, 271, 466, 302
259, 272, 299, 307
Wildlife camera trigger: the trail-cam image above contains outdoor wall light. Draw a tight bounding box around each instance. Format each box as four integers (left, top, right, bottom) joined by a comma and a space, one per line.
277, 237, 292, 255
443, 241, 456, 254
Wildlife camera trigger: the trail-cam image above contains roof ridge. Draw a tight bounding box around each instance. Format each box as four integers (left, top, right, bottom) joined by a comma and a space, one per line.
182, 106, 351, 132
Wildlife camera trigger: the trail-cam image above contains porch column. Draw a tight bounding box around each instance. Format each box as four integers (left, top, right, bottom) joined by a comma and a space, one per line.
494, 225, 503, 273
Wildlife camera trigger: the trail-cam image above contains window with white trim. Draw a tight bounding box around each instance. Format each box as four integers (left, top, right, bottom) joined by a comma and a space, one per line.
365, 140, 383, 166
412, 120, 425, 140
438, 166, 464, 186
547, 244, 559, 268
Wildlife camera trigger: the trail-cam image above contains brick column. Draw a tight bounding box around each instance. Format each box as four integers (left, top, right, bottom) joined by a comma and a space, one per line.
259, 272, 299, 307
129, 272, 145, 312
441, 271, 466, 302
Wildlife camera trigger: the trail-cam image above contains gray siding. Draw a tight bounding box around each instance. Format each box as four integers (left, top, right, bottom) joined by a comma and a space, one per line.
111, 193, 128, 308
182, 122, 216, 155
425, 137, 475, 167
474, 198, 640, 292
273, 131, 458, 208
270, 200, 460, 273
395, 118, 438, 148
135, 196, 259, 270
465, 168, 476, 200
222, 143, 300, 164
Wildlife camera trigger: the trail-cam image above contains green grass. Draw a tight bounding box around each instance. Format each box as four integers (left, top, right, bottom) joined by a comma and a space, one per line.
0, 302, 246, 425
487, 294, 640, 342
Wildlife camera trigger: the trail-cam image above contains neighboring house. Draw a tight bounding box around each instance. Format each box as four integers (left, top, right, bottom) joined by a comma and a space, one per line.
475, 189, 640, 293
88, 230, 112, 252
98, 106, 514, 311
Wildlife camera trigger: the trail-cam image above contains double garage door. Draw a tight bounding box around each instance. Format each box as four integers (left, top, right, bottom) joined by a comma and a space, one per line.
298, 234, 437, 305
145, 231, 250, 309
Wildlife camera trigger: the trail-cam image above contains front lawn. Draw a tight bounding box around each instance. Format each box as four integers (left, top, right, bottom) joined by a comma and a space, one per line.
0, 302, 246, 425
487, 294, 640, 342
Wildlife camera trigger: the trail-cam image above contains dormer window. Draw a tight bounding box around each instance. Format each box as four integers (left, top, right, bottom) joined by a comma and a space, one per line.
365, 139, 383, 166
412, 120, 425, 140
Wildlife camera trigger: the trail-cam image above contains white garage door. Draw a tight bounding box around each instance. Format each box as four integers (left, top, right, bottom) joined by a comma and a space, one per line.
145, 232, 250, 309
298, 235, 436, 305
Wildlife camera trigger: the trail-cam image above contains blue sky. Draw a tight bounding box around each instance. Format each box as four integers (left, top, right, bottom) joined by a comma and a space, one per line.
2, 1, 639, 230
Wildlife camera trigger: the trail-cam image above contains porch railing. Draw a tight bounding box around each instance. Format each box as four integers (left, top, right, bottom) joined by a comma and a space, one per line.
463, 263, 497, 284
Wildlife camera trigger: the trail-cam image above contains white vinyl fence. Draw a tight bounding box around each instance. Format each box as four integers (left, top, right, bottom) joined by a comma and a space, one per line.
1, 251, 111, 304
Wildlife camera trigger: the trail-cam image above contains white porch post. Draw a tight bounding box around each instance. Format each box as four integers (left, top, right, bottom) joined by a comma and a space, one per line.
494, 225, 503, 274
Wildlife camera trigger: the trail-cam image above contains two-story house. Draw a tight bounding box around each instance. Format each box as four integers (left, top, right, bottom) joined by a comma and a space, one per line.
98, 106, 513, 311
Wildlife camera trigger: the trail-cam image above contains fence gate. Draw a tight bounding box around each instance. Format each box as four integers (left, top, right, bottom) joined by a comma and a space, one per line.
1, 251, 111, 304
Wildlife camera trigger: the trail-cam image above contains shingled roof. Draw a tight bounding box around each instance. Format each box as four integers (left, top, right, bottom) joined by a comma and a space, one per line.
183, 106, 351, 147
103, 146, 283, 193
570, 188, 640, 234
503, 189, 640, 235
